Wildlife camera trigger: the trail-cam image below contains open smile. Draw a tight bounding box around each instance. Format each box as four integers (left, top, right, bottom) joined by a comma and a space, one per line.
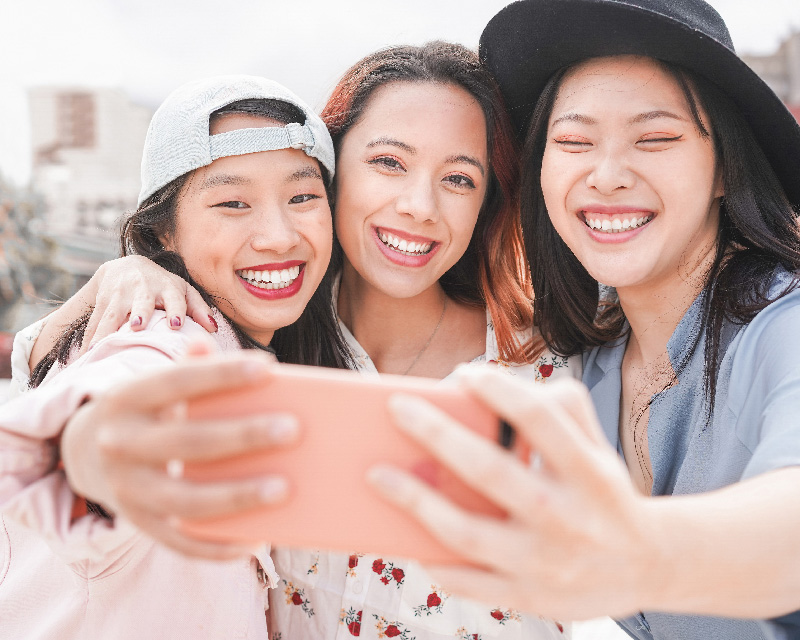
373, 226, 440, 267
236, 261, 306, 300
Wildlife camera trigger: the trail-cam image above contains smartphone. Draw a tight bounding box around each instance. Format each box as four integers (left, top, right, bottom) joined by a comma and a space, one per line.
182, 363, 519, 564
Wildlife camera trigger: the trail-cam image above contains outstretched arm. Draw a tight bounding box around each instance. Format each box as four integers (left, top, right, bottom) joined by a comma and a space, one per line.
370, 368, 800, 621
28, 255, 215, 371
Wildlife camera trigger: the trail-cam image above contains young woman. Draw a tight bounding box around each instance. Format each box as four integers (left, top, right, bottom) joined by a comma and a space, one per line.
9, 44, 573, 639
0, 74, 352, 639
368, 1, 800, 639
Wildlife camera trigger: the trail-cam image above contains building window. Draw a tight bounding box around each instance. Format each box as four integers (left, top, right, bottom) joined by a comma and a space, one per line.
57, 93, 96, 149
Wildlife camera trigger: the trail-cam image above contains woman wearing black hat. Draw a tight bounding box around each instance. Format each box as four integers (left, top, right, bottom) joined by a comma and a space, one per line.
369, 1, 800, 638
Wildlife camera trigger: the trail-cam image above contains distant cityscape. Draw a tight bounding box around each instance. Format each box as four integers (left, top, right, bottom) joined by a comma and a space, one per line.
0, 30, 799, 375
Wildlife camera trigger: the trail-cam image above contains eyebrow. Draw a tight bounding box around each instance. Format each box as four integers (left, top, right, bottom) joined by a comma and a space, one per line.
286, 165, 323, 183
200, 174, 250, 190
446, 154, 485, 177
367, 137, 416, 154
628, 110, 687, 124
551, 110, 687, 127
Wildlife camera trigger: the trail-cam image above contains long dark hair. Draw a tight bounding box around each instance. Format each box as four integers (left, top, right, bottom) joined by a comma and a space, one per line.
321, 41, 542, 364
31, 99, 353, 388
522, 59, 800, 405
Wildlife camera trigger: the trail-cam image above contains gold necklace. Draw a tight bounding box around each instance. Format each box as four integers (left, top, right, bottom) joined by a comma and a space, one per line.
403, 296, 447, 376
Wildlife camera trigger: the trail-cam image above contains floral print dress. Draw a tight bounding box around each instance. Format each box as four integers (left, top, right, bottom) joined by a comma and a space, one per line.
268, 307, 579, 640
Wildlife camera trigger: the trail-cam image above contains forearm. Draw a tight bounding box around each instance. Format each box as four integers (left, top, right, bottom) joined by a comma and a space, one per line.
28, 274, 100, 370
645, 466, 800, 618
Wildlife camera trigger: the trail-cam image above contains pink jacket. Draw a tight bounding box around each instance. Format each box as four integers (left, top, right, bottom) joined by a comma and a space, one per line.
0, 312, 278, 640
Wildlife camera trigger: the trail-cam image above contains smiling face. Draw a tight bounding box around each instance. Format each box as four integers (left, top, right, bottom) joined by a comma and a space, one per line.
334, 81, 489, 299
165, 112, 332, 345
540, 56, 724, 295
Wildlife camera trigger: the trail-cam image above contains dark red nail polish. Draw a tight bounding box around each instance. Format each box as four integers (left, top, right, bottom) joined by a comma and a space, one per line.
130, 315, 142, 327
171, 316, 182, 328
208, 315, 218, 331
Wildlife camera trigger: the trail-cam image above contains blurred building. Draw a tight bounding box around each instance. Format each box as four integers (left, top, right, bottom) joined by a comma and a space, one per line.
742, 31, 800, 109
29, 87, 152, 280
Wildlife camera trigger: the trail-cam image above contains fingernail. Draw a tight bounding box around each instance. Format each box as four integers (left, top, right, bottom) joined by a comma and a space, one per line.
258, 477, 288, 503
166, 459, 184, 479
387, 394, 429, 437
87, 342, 96, 352
130, 315, 142, 327
367, 465, 406, 493
268, 415, 299, 442
241, 358, 272, 377
208, 315, 218, 332
171, 316, 182, 328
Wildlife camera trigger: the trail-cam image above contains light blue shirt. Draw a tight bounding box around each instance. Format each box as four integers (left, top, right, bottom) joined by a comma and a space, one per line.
583, 269, 800, 640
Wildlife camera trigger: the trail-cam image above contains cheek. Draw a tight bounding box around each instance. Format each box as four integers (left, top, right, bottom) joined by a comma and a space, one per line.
540, 153, 573, 234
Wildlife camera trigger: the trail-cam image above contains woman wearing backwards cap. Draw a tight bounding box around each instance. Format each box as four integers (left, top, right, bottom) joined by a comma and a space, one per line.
368, 1, 800, 639
0, 75, 353, 639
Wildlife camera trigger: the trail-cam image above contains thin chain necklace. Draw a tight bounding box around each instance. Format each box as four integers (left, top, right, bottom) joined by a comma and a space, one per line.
403, 296, 448, 376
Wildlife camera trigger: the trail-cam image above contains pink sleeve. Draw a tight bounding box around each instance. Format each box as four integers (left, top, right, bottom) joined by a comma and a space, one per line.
0, 318, 211, 571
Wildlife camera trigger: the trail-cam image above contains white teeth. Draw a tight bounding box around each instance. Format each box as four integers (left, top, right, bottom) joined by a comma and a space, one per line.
585, 215, 652, 233
377, 230, 433, 255
237, 265, 301, 290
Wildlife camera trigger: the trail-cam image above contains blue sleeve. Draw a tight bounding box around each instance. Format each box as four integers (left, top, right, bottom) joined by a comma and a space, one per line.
727, 289, 800, 480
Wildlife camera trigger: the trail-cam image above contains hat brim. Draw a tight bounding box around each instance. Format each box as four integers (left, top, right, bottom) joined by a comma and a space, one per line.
480, 0, 800, 207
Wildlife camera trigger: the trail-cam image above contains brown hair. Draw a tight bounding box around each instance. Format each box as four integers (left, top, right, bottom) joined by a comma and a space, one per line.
321, 41, 541, 364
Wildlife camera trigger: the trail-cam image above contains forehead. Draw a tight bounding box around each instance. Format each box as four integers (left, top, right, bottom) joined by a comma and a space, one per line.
355, 81, 487, 142
553, 55, 690, 115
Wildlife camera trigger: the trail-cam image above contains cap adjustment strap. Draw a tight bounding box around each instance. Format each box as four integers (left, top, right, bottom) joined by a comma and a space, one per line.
208, 123, 316, 161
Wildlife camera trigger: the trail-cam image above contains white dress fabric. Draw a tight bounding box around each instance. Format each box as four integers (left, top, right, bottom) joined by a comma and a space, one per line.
268, 297, 579, 640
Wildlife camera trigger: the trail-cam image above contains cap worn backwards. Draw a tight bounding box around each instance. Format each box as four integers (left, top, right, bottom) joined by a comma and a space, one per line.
138, 75, 335, 206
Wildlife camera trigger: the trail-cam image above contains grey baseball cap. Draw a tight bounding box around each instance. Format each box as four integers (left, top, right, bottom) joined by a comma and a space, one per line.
138, 74, 335, 205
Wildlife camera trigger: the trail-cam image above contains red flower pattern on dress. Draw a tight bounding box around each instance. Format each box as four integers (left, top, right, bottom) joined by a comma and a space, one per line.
373, 615, 415, 639
371, 558, 406, 588
346, 553, 363, 577
340, 607, 363, 636
456, 628, 483, 640
281, 579, 314, 618
489, 608, 521, 625
412, 584, 450, 617
534, 355, 569, 382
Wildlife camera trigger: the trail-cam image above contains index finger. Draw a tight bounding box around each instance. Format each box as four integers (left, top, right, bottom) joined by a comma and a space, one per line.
106, 352, 276, 410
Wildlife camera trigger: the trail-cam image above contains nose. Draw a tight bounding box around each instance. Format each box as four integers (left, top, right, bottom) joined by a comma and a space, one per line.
585, 148, 636, 195
395, 174, 439, 224
250, 206, 301, 254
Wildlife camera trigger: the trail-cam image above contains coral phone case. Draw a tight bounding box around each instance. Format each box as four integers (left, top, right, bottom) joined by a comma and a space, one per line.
181, 363, 512, 564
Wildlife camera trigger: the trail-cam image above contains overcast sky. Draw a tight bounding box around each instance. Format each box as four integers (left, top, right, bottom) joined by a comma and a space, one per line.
2, 0, 799, 185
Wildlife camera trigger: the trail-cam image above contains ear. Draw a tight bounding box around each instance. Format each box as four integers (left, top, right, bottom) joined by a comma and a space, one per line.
159, 231, 175, 252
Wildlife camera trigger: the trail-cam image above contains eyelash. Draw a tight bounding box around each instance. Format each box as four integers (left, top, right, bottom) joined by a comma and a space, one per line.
289, 194, 321, 204
368, 156, 476, 189
212, 201, 248, 209
368, 155, 405, 171
638, 135, 683, 144
212, 194, 321, 209
552, 134, 684, 147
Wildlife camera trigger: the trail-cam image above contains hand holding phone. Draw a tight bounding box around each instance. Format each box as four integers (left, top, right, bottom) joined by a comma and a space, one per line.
182, 364, 519, 563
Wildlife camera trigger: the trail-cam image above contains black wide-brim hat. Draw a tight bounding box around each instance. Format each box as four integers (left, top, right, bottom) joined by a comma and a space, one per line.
479, 0, 800, 207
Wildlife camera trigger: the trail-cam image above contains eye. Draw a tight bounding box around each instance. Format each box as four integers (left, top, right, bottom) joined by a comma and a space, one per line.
212, 201, 249, 209
552, 135, 592, 152
289, 193, 322, 204
637, 134, 683, 145
443, 173, 476, 189
367, 156, 405, 172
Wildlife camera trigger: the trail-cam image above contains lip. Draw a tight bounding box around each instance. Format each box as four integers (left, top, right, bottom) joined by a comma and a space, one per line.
238, 265, 306, 300
578, 205, 656, 244
239, 259, 305, 271
372, 226, 440, 267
